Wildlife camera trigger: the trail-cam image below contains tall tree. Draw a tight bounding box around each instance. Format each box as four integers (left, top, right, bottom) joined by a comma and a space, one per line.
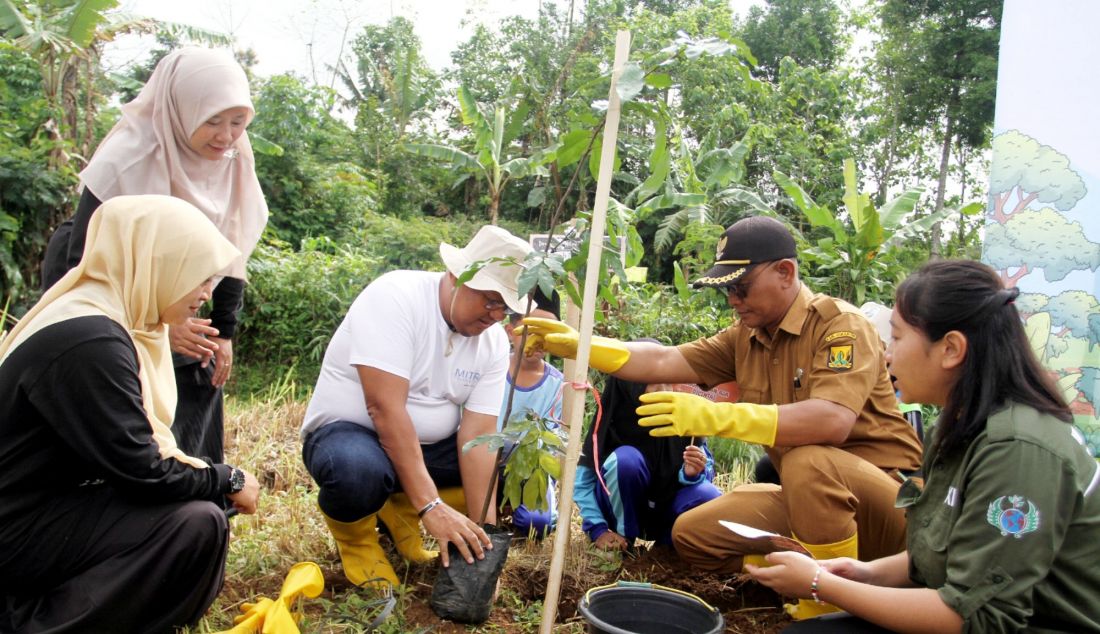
338, 17, 442, 216
740, 0, 845, 82
876, 0, 1001, 257
0, 0, 228, 163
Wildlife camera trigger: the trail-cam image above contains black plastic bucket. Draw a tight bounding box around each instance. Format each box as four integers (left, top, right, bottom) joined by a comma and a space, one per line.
578, 582, 724, 634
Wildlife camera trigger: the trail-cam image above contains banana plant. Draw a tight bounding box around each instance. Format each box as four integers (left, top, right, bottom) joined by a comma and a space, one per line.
775, 158, 980, 305
405, 86, 559, 225
1, 0, 229, 160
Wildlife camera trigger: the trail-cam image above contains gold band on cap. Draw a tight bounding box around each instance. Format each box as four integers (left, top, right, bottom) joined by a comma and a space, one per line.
714, 259, 751, 265
694, 267, 749, 286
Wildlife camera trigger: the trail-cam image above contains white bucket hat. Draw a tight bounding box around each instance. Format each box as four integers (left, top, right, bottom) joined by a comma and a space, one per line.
859, 301, 893, 346
439, 225, 533, 313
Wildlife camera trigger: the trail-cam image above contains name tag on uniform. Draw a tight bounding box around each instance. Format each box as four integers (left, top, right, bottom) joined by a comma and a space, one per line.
944, 486, 958, 507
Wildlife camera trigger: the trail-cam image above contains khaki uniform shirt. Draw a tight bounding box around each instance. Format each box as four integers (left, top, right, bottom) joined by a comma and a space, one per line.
898, 403, 1100, 632
677, 284, 921, 472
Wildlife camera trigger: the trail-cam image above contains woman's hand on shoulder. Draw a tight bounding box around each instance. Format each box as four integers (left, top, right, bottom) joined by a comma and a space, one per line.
227, 469, 260, 515
168, 318, 219, 362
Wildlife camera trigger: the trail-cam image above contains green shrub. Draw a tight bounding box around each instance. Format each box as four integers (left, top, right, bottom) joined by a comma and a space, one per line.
356, 211, 484, 271
600, 280, 730, 345
236, 242, 382, 374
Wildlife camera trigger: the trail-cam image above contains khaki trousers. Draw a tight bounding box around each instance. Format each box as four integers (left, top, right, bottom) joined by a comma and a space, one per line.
671, 445, 909, 574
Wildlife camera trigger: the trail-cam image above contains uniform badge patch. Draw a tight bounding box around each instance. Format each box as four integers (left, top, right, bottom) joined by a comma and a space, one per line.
825, 331, 855, 343
827, 344, 853, 371
986, 495, 1040, 538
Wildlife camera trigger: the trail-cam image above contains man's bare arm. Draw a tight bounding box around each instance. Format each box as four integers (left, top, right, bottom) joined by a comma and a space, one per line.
457, 410, 498, 524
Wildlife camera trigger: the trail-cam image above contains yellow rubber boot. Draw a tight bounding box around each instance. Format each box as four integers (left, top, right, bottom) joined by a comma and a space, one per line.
741, 553, 772, 571
322, 512, 399, 588
784, 533, 858, 620
378, 493, 436, 563
438, 486, 467, 514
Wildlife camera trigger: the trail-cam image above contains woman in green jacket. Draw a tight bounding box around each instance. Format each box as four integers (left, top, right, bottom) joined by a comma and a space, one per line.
749, 259, 1100, 633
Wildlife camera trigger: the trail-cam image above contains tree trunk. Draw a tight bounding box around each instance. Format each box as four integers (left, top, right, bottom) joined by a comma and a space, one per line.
930, 90, 957, 259
489, 193, 500, 226
61, 63, 80, 149
83, 52, 98, 163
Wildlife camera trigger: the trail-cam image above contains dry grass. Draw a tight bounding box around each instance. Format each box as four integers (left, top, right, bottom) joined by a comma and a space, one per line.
190, 375, 773, 633
190, 379, 612, 633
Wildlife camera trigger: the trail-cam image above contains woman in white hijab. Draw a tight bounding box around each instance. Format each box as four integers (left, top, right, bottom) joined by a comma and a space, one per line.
42, 47, 269, 466
1, 195, 260, 633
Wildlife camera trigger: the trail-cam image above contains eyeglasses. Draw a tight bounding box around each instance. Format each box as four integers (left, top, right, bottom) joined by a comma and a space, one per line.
475, 289, 508, 312
718, 261, 776, 300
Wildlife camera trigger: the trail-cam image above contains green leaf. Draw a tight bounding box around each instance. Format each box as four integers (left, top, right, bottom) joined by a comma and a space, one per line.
522, 475, 543, 510
633, 119, 669, 204
249, 133, 284, 157
539, 429, 564, 449
878, 187, 925, 229
958, 201, 984, 216
589, 135, 602, 181
457, 85, 491, 141
616, 61, 645, 103
502, 100, 530, 147
64, 0, 119, 48
775, 171, 836, 230
841, 158, 865, 230
538, 453, 561, 479
516, 262, 556, 300
404, 143, 480, 169
527, 186, 547, 209
556, 129, 591, 168
504, 473, 523, 510
0, 0, 32, 38
672, 261, 690, 299
644, 72, 672, 89
714, 187, 775, 216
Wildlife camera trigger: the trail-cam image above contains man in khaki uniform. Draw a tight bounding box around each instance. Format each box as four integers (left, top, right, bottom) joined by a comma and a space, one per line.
522, 216, 922, 619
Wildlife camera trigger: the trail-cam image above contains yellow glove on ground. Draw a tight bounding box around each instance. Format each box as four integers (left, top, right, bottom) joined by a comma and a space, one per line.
636, 392, 778, 446
520, 317, 630, 373
219, 562, 325, 634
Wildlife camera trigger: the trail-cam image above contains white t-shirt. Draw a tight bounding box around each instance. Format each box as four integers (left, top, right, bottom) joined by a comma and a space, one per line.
301, 270, 509, 443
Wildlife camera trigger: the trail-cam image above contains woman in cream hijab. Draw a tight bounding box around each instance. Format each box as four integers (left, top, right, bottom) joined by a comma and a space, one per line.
42, 47, 269, 466
1, 195, 260, 633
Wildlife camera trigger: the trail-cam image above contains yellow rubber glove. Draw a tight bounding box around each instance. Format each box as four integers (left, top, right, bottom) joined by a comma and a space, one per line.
519, 317, 630, 373
636, 392, 779, 447
219, 562, 325, 634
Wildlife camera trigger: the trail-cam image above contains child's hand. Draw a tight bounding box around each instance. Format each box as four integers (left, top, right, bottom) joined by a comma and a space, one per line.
683, 444, 706, 478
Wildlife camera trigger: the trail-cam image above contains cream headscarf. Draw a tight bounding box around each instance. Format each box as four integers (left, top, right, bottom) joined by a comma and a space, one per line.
79, 47, 267, 279
0, 195, 240, 468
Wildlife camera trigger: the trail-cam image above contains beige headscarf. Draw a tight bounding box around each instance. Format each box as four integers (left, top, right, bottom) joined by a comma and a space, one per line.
0, 195, 240, 468
79, 47, 267, 279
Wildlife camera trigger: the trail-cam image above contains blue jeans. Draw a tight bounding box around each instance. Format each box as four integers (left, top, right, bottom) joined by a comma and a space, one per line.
302, 421, 462, 522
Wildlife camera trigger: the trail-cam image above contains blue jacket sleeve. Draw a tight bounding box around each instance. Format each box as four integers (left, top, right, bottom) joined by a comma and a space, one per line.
573, 465, 609, 541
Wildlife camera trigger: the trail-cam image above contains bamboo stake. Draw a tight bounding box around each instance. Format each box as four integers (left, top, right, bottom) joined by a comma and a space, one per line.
539, 29, 632, 634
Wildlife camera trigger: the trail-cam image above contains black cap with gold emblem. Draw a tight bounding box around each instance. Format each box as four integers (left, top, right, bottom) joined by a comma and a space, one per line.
693, 216, 797, 288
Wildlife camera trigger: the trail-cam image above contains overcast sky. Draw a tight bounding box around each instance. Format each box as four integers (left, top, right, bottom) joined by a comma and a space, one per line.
110, 0, 764, 85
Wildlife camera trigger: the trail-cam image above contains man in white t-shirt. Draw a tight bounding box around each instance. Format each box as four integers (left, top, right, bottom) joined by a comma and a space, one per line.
301, 225, 532, 588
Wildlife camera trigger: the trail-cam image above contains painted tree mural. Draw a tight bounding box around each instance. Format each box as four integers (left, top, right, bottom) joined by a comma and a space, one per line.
984, 130, 1100, 456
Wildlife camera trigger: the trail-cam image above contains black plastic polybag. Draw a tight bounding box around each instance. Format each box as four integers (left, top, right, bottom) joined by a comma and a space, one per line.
429, 525, 512, 623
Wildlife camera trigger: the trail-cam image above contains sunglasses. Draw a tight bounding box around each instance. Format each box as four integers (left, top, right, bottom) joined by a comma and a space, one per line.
717, 261, 777, 300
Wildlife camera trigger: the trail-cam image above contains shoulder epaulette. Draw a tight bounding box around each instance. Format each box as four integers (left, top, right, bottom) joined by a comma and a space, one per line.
809, 294, 842, 321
